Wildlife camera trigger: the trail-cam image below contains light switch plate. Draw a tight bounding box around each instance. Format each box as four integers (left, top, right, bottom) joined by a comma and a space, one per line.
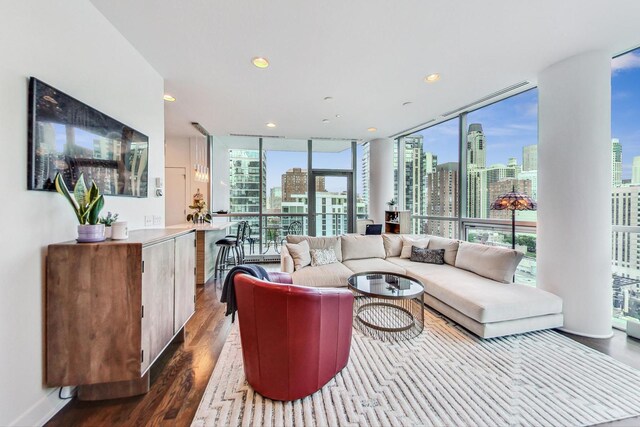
144, 215, 153, 227
153, 215, 162, 226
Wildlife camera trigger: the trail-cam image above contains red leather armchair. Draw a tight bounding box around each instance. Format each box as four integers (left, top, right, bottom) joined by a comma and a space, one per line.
234, 274, 354, 401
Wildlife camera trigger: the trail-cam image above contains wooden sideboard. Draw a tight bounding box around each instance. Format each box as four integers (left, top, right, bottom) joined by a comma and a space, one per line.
46, 228, 196, 400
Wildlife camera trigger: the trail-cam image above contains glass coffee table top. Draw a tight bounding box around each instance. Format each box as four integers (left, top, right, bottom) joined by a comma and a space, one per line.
347, 271, 424, 299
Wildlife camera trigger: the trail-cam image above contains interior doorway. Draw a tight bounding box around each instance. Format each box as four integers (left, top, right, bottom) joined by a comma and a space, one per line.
165, 167, 187, 226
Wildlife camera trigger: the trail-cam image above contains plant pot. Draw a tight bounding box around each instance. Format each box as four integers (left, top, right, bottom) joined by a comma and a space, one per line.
104, 226, 112, 239
77, 224, 105, 243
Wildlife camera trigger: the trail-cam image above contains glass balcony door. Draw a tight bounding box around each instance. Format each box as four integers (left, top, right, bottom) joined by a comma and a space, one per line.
309, 170, 354, 236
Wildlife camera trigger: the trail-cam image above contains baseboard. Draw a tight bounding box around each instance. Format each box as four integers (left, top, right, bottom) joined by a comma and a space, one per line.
558, 327, 614, 339
9, 387, 75, 427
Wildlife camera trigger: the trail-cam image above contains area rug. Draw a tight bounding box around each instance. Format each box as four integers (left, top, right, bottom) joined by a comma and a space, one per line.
192, 309, 640, 426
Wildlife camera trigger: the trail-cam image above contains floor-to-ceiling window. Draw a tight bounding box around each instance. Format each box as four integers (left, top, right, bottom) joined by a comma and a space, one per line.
397, 118, 460, 237
464, 89, 539, 285
611, 47, 640, 329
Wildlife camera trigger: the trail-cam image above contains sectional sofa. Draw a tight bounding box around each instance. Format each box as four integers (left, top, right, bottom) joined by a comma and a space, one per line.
280, 233, 564, 338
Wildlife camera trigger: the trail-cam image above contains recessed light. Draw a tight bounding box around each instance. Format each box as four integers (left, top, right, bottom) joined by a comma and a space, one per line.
335, 114, 342, 118
322, 119, 330, 123
424, 73, 440, 83
324, 96, 334, 101
252, 57, 269, 68
163, 94, 176, 102
402, 101, 413, 106
266, 122, 276, 128
367, 127, 377, 132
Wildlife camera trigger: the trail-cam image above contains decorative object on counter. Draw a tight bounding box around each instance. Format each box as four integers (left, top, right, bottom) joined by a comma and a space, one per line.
490, 185, 537, 249
187, 188, 212, 223
111, 221, 129, 240
54, 172, 105, 242
99, 212, 119, 239
386, 198, 397, 211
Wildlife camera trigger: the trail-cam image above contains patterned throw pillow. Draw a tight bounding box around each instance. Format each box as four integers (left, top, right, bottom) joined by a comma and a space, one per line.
310, 248, 339, 267
410, 246, 445, 264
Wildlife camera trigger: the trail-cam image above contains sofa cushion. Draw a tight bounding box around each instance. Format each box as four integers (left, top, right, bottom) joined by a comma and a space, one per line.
310, 248, 339, 267
410, 247, 445, 264
455, 242, 524, 284
342, 258, 406, 275
287, 235, 342, 262
403, 263, 563, 323
427, 235, 459, 265
285, 240, 311, 271
400, 236, 430, 258
382, 234, 403, 257
291, 263, 353, 288
341, 235, 386, 261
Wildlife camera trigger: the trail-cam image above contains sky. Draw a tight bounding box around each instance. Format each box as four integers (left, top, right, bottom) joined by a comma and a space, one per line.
612, 48, 640, 180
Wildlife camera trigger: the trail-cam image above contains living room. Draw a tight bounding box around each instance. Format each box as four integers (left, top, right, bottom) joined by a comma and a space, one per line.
2, 1, 640, 426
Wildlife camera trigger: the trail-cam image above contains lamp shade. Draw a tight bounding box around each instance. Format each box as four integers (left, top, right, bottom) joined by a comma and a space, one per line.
490, 190, 537, 211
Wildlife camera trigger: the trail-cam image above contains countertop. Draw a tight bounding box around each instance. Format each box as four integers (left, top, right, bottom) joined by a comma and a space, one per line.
167, 221, 237, 231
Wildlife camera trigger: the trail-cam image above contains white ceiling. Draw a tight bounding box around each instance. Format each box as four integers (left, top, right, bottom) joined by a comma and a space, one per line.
91, 0, 640, 141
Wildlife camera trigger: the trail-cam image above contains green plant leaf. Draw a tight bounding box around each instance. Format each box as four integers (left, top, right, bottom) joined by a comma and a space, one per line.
73, 174, 88, 208
88, 195, 104, 225
88, 181, 99, 204
54, 173, 82, 223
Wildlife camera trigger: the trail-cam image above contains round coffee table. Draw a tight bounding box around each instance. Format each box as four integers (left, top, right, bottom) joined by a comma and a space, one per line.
347, 271, 425, 341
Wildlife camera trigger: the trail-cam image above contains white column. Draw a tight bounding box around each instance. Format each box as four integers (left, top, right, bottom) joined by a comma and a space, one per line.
537, 50, 612, 338
368, 138, 395, 223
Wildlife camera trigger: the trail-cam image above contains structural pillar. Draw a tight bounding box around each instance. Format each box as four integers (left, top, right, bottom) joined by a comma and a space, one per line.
368, 138, 395, 224
537, 50, 612, 338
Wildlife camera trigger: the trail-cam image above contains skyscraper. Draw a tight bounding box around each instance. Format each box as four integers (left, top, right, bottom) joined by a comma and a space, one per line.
268, 186, 282, 212
426, 162, 459, 238
282, 168, 325, 202
467, 123, 486, 169
229, 149, 266, 213
522, 145, 537, 172
612, 138, 622, 187
632, 156, 640, 185
361, 141, 370, 215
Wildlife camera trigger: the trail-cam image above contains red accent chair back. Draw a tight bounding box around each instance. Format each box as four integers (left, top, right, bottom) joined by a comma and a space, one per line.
234, 274, 354, 401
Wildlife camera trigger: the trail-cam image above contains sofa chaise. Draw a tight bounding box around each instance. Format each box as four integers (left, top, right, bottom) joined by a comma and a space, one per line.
280, 233, 563, 338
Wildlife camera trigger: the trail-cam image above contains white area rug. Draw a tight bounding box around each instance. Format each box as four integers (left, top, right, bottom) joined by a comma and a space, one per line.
192, 310, 640, 426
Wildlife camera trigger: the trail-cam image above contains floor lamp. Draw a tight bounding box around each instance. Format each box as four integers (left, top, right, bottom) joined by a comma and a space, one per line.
490, 186, 537, 250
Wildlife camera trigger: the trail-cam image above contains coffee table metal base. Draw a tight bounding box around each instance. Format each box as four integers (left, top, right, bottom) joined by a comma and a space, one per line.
353, 295, 424, 341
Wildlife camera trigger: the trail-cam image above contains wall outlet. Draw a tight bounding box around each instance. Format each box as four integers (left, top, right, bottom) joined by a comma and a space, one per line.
144, 215, 153, 227
153, 215, 162, 226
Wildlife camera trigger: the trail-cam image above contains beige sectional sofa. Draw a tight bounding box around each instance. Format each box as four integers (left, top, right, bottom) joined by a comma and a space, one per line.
280, 233, 563, 338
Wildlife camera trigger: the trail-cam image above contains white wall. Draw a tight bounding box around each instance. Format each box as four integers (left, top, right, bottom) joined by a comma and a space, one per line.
368, 138, 395, 223
0, 2, 164, 425
165, 136, 210, 220
211, 137, 230, 212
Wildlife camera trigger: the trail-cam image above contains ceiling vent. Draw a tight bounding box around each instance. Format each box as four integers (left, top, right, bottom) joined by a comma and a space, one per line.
390, 119, 436, 139
440, 81, 530, 117
191, 122, 210, 136
229, 133, 285, 139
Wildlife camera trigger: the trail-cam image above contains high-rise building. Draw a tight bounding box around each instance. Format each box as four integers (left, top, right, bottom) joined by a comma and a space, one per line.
632, 156, 640, 185
468, 163, 517, 218
282, 168, 325, 202
229, 149, 266, 214
612, 138, 622, 187
425, 162, 459, 238
400, 135, 429, 217
612, 186, 640, 275
466, 123, 486, 169
522, 145, 537, 172
361, 141, 370, 215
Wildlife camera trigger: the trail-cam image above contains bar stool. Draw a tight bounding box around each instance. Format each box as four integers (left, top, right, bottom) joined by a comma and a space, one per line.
214, 221, 247, 278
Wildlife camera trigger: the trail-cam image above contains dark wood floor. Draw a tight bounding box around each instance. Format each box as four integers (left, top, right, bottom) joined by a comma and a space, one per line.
48, 272, 640, 427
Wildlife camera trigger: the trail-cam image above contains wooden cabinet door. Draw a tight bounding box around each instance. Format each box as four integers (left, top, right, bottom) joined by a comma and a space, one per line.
141, 239, 175, 373
174, 232, 196, 333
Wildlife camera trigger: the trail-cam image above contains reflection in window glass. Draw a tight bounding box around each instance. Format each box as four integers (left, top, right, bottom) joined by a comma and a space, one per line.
358, 142, 369, 218
465, 89, 538, 222
611, 47, 640, 328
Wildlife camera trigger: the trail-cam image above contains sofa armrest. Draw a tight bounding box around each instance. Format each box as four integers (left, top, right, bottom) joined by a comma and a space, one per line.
267, 271, 293, 284
280, 244, 294, 273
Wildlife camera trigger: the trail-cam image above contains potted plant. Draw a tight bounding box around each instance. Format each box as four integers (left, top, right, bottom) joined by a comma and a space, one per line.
99, 212, 119, 239
387, 198, 397, 211
54, 173, 105, 242
187, 188, 212, 224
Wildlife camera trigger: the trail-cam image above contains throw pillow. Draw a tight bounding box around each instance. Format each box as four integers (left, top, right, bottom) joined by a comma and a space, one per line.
400, 236, 430, 258
410, 247, 445, 264
310, 248, 339, 266
285, 240, 311, 271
